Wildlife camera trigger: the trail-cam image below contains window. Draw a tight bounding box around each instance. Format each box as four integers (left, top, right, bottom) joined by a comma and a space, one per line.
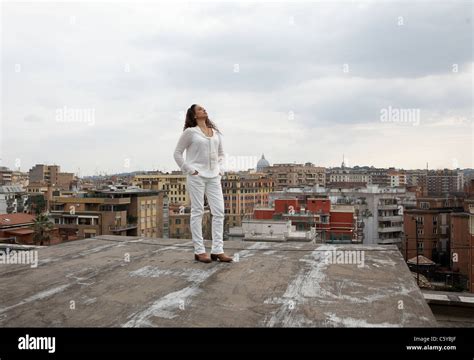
417, 228, 424, 236
420, 202, 430, 209
415, 216, 424, 225
175, 219, 181, 225
417, 241, 424, 251
79, 218, 91, 225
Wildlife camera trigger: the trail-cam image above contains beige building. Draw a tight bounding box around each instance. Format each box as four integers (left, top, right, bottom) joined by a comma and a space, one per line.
49, 188, 166, 239
388, 170, 407, 187
263, 163, 326, 191
134, 172, 189, 206
28, 164, 75, 191
11, 171, 29, 188
328, 170, 370, 185
0, 167, 13, 185
26, 182, 49, 194
222, 173, 274, 230
168, 205, 212, 240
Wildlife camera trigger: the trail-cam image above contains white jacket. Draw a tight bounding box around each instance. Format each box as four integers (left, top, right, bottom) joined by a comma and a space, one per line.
173, 126, 225, 178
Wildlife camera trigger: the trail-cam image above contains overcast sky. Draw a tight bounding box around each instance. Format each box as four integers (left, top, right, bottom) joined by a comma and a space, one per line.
1, 0, 472, 176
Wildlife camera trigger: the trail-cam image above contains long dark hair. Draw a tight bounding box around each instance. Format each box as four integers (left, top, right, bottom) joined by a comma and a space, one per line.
183, 104, 222, 134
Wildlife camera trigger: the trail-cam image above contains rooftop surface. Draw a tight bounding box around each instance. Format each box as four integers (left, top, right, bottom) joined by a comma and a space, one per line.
0, 213, 35, 226
0, 235, 437, 327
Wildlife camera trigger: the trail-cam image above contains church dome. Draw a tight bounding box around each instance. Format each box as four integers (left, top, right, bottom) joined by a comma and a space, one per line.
257, 154, 270, 171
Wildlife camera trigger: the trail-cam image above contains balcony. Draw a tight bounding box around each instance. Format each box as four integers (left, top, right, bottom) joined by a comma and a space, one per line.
378, 204, 399, 210
378, 226, 403, 233
109, 224, 138, 232
378, 215, 403, 222
57, 223, 80, 228
378, 237, 402, 244
282, 212, 318, 218
54, 196, 131, 205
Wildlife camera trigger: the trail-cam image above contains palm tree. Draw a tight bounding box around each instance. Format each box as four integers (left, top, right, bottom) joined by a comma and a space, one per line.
32, 213, 54, 246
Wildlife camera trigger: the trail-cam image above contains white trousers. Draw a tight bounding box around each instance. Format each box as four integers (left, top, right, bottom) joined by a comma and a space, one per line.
186, 173, 225, 255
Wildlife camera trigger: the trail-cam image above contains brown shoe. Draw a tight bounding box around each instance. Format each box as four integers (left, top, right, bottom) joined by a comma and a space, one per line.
210, 253, 233, 262
194, 253, 212, 263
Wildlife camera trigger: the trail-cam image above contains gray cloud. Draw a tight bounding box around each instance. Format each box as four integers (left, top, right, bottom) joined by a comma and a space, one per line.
23, 114, 44, 123
1, 1, 472, 175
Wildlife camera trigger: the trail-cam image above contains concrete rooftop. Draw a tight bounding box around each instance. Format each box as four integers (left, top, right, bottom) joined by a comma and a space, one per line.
0, 235, 437, 327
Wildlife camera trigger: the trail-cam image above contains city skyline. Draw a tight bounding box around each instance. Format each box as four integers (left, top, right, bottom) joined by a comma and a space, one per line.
1, 156, 472, 178
1, 1, 472, 176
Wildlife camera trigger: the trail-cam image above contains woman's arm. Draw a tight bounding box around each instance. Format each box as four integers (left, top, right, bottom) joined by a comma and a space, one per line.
173, 130, 195, 175
217, 133, 226, 175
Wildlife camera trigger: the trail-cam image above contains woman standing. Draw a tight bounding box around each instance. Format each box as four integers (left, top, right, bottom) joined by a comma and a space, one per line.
173, 104, 233, 263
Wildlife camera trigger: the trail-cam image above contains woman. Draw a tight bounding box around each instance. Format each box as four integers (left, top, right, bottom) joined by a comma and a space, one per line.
173, 104, 233, 263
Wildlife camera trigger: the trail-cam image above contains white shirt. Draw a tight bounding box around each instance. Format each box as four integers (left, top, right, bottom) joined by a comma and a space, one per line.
173, 126, 226, 178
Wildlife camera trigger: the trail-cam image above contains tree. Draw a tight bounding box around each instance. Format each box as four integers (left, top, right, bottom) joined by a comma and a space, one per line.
27, 195, 46, 215
32, 213, 54, 245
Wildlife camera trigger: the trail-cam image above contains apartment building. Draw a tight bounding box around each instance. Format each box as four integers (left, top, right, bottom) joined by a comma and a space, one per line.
0, 185, 29, 213
403, 197, 464, 266
450, 200, 474, 292
262, 162, 325, 191
28, 164, 75, 191
406, 170, 427, 187
426, 169, 464, 195
11, 171, 30, 188
285, 184, 412, 246
134, 172, 189, 206
326, 165, 369, 187
388, 170, 407, 187
49, 187, 167, 240
222, 173, 274, 230
0, 166, 12, 185
367, 168, 391, 187
168, 204, 211, 240
330, 186, 410, 246
253, 197, 357, 243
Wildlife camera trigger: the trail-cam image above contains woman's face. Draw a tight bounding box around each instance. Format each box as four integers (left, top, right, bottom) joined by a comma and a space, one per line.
194, 105, 208, 120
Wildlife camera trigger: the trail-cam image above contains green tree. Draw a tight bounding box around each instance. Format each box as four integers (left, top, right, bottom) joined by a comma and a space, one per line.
27, 195, 46, 215
32, 213, 54, 245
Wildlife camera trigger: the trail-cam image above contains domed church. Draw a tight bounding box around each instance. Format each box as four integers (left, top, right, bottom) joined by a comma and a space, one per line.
256, 154, 270, 172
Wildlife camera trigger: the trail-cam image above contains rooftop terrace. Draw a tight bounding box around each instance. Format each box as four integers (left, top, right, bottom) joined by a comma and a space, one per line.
0, 235, 436, 327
